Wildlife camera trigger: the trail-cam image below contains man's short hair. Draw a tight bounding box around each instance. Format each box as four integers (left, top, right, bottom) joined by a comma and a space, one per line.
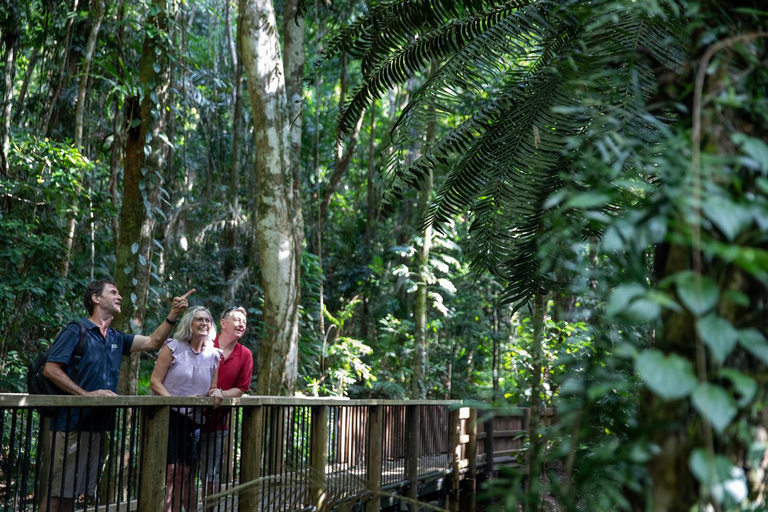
83, 279, 116, 315
221, 306, 247, 320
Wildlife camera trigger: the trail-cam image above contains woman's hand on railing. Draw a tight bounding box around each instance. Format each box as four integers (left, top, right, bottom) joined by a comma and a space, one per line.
207, 387, 223, 408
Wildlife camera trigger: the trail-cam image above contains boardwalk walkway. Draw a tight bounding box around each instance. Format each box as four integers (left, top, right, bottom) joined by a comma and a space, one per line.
0, 395, 541, 512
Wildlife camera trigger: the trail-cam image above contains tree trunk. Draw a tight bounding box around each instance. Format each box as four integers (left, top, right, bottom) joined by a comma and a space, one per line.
40, 0, 80, 138
13, 44, 41, 124
223, 0, 245, 282
60, 0, 106, 279
240, 0, 302, 395
0, 28, 18, 176
115, 0, 171, 394
527, 290, 547, 509
410, 62, 437, 399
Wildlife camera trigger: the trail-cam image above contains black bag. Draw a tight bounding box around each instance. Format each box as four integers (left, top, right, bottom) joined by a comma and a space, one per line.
27, 321, 89, 395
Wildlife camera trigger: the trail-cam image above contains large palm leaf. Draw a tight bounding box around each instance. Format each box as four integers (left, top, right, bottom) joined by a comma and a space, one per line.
326, 0, 686, 310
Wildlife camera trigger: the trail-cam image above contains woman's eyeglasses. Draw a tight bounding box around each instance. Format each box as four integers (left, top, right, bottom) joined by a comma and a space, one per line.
194, 317, 213, 324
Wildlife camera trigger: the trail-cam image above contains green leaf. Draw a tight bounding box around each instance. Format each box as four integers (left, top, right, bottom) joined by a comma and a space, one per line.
703, 199, 752, 242
692, 383, 737, 433
624, 298, 661, 324
738, 328, 768, 365
733, 133, 768, 174
719, 369, 756, 407
636, 350, 698, 400
675, 271, 719, 316
606, 284, 645, 317
131, 242, 139, 255
696, 314, 739, 365
564, 192, 610, 210
689, 449, 748, 506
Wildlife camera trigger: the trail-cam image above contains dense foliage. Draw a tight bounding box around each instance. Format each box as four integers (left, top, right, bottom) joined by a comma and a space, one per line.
2, 0, 768, 509
328, 0, 768, 509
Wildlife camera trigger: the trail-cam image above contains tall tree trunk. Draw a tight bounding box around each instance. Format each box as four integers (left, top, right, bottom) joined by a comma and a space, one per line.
410, 62, 437, 399
107, 0, 127, 241
40, 0, 80, 138
240, 0, 302, 395
361, 102, 377, 340
223, 0, 245, 282
115, 0, 171, 394
527, 290, 547, 509
12, 43, 41, 124
315, 54, 363, 343
60, 0, 106, 279
0, 27, 18, 176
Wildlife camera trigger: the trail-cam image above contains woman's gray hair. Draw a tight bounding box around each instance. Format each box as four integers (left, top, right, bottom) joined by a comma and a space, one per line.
172, 306, 217, 347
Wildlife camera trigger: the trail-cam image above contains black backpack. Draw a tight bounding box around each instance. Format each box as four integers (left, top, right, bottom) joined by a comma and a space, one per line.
27, 321, 89, 395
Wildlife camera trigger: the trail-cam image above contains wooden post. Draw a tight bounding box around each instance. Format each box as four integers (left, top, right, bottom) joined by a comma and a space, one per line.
239, 406, 263, 511
466, 407, 478, 512
138, 405, 169, 512
310, 405, 329, 511
406, 405, 421, 511
366, 405, 383, 512
449, 407, 462, 511
485, 411, 495, 479
468, 408, 478, 481
36, 416, 52, 510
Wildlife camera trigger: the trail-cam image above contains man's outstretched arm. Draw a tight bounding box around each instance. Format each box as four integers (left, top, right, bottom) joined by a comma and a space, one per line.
130, 288, 195, 352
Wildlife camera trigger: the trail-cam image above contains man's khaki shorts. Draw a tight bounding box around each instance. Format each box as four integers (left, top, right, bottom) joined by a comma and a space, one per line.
46, 431, 102, 498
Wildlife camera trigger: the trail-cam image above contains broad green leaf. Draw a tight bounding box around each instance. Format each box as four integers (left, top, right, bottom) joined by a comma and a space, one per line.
564, 192, 610, 209
724, 290, 750, 307
131, 242, 139, 255
606, 284, 645, 317
738, 328, 768, 365
719, 369, 757, 407
624, 298, 661, 324
675, 271, 719, 315
689, 449, 748, 506
692, 383, 737, 433
733, 133, 768, 174
703, 199, 752, 242
696, 315, 738, 364
636, 350, 698, 400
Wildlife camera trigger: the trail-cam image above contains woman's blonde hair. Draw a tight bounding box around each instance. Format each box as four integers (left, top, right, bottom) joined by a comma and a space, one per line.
173, 306, 217, 347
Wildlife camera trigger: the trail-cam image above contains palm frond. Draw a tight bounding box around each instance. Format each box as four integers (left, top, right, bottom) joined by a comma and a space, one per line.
331, 0, 688, 310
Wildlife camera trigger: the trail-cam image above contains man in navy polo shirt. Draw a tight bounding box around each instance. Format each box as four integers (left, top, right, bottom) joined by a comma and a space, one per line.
40, 279, 195, 512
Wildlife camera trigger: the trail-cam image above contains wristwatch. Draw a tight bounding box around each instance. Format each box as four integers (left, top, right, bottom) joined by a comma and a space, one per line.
165, 317, 177, 325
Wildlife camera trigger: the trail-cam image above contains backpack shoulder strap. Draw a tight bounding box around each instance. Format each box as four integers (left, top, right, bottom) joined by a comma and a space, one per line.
73, 321, 89, 357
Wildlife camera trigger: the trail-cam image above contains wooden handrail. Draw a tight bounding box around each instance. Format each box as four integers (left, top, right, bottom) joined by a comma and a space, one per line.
0, 393, 464, 408
0, 393, 550, 511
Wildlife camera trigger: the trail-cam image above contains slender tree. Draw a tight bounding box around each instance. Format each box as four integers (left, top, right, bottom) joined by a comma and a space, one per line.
240, 0, 303, 395
115, 0, 172, 394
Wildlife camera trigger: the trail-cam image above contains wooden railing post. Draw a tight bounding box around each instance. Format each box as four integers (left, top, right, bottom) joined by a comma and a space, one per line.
406, 404, 421, 511
466, 407, 478, 512
365, 405, 383, 512
468, 407, 478, 481
311, 404, 329, 511
239, 406, 263, 510
485, 411, 495, 478
139, 405, 169, 512
449, 407, 462, 511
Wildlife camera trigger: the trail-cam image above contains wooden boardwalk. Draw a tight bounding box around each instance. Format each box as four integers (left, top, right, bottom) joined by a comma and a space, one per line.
0, 395, 543, 512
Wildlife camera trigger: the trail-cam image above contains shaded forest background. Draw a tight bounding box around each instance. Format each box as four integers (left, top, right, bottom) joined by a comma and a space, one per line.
2, 0, 768, 509
0, 0, 526, 401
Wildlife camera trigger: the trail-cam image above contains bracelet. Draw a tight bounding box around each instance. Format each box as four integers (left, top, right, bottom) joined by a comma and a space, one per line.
165, 317, 177, 325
